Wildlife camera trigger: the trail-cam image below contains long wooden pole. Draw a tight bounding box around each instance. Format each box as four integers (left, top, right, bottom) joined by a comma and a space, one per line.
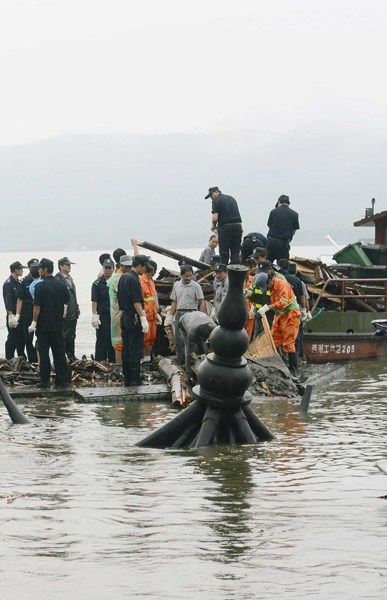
138, 241, 209, 271
0, 378, 29, 424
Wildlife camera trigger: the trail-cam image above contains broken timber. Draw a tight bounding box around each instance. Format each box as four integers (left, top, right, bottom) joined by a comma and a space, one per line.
74, 384, 171, 403
138, 240, 209, 271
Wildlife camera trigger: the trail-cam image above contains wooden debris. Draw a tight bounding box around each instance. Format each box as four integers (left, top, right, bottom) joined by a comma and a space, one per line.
157, 357, 192, 407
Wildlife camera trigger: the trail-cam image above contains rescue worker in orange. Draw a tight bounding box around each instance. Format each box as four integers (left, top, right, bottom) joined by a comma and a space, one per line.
140, 260, 162, 362
255, 271, 300, 376
243, 257, 257, 340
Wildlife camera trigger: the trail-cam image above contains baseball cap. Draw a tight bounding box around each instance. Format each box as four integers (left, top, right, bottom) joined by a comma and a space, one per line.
10, 261, 27, 271
58, 256, 75, 266
256, 272, 269, 293
215, 264, 228, 272
120, 255, 133, 266
257, 260, 272, 272
210, 254, 221, 264
205, 186, 220, 199
102, 258, 115, 268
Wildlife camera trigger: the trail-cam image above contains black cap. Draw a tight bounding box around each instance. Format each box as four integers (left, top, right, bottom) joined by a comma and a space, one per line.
210, 254, 221, 263
10, 261, 27, 272
205, 186, 220, 199
102, 258, 115, 268
132, 254, 152, 268
36, 258, 54, 271
215, 264, 228, 272
257, 260, 272, 272
27, 258, 40, 267
244, 257, 257, 267
58, 256, 75, 266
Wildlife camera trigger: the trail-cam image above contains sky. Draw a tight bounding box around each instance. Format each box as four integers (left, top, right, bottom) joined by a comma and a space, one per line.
1, 0, 387, 145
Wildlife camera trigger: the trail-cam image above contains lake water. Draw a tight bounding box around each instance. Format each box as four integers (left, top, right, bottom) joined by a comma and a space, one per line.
2, 246, 387, 600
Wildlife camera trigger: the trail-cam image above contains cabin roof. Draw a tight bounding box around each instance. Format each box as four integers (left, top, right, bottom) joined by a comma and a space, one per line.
354, 210, 387, 228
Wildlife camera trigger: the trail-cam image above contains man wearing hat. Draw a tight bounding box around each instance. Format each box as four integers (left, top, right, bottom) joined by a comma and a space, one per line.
118, 255, 151, 386
106, 254, 133, 364
205, 186, 243, 266
266, 194, 300, 262
15, 258, 40, 362
2, 261, 27, 359
55, 257, 79, 362
91, 258, 115, 362
28, 258, 70, 388
213, 264, 229, 319
255, 270, 301, 376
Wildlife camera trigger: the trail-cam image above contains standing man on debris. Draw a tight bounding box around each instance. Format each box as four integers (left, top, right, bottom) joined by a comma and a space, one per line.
266, 195, 300, 263
55, 257, 80, 362
28, 258, 70, 388
117, 255, 151, 386
205, 186, 243, 265
91, 257, 116, 362
3, 261, 27, 360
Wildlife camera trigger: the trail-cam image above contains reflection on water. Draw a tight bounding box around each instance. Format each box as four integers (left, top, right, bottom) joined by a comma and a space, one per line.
1, 361, 387, 599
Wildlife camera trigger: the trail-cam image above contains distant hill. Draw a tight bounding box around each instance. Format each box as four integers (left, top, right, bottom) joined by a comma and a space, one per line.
0, 130, 383, 251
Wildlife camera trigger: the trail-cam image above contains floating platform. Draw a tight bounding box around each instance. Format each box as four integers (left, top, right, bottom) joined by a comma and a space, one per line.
6, 383, 171, 403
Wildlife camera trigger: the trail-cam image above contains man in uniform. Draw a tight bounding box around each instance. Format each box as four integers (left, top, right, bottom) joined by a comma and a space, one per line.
3, 261, 27, 359
28, 258, 70, 388
15, 258, 40, 363
117, 254, 151, 386
205, 186, 243, 265
55, 257, 80, 362
91, 257, 115, 362
266, 194, 300, 262
240, 232, 267, 262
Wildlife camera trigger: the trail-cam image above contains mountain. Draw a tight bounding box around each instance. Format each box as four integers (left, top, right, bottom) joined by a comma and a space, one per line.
0, 129, 384, 251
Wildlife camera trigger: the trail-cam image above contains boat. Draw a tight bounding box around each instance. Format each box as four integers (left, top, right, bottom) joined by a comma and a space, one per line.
301, 201, 387, 363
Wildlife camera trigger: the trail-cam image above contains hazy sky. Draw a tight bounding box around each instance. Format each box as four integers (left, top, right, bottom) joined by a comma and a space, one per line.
2, 0, 387, 145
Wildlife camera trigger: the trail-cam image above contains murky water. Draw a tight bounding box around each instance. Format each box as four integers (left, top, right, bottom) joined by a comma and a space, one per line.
1, 360, 387, 599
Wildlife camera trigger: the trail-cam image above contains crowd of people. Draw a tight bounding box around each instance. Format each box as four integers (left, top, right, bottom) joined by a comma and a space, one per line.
2, 187, 308, 386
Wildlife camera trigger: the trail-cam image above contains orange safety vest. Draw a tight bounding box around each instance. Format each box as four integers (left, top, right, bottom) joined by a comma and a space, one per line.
140, 274, 158, 321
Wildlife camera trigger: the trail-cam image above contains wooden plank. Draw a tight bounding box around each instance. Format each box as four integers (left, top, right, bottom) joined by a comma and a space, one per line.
245, 315, 278, 359
138, 240, 209, 270
74, 384, 171, 403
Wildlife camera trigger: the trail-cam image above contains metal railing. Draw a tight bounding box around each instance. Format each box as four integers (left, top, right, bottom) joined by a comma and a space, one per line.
311, 278, 387, 313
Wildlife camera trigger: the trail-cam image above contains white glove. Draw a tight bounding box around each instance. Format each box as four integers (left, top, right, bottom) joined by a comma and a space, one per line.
306, 311, 313, 322
243, 288, 252, 299
258, 305, 270, 316
300, 308, 308, 322
249, 304, 256, 318
140, 315, 149, 333
164, 314, 174, 327
210, 308, 216, 320
28, 320, 37, 333
92, 314, 101, 329
63, 305, 68, 319
8, 314, 19, 328
156, 313, 162, 325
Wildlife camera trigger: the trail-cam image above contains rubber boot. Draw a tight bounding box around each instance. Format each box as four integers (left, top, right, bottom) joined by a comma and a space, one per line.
288, 352, 299, 377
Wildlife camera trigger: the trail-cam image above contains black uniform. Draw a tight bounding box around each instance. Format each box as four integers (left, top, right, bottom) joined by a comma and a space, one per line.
3, 275, 26, 360
267, 205, 300, 262
91, 276, 115, 362
117, 270, 144, 386
17, 274, 38, 362
240, 232, 267, 262
34, 276, 70, 386
212, 193, 242, 265
55, 272, 79, 361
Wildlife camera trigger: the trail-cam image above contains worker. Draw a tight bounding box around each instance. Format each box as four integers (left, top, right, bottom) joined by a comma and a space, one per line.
240, 232, 267, 262
267, 194, 300, 262
91, 257, 116, 362
117, 254, 151, 386
55, 257, 80, 362
167, 264, 206, 365
106, 254, 132, 364
3, 261, 27, 359
15, 258, 40, 363
255, 271, 301, 376
140, 260, 162, 363
28, 258, 70, 388
205, 186, 243, 265
213, 264, 229, 320
243, 257, 257, 340
199, 234, 218, 265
